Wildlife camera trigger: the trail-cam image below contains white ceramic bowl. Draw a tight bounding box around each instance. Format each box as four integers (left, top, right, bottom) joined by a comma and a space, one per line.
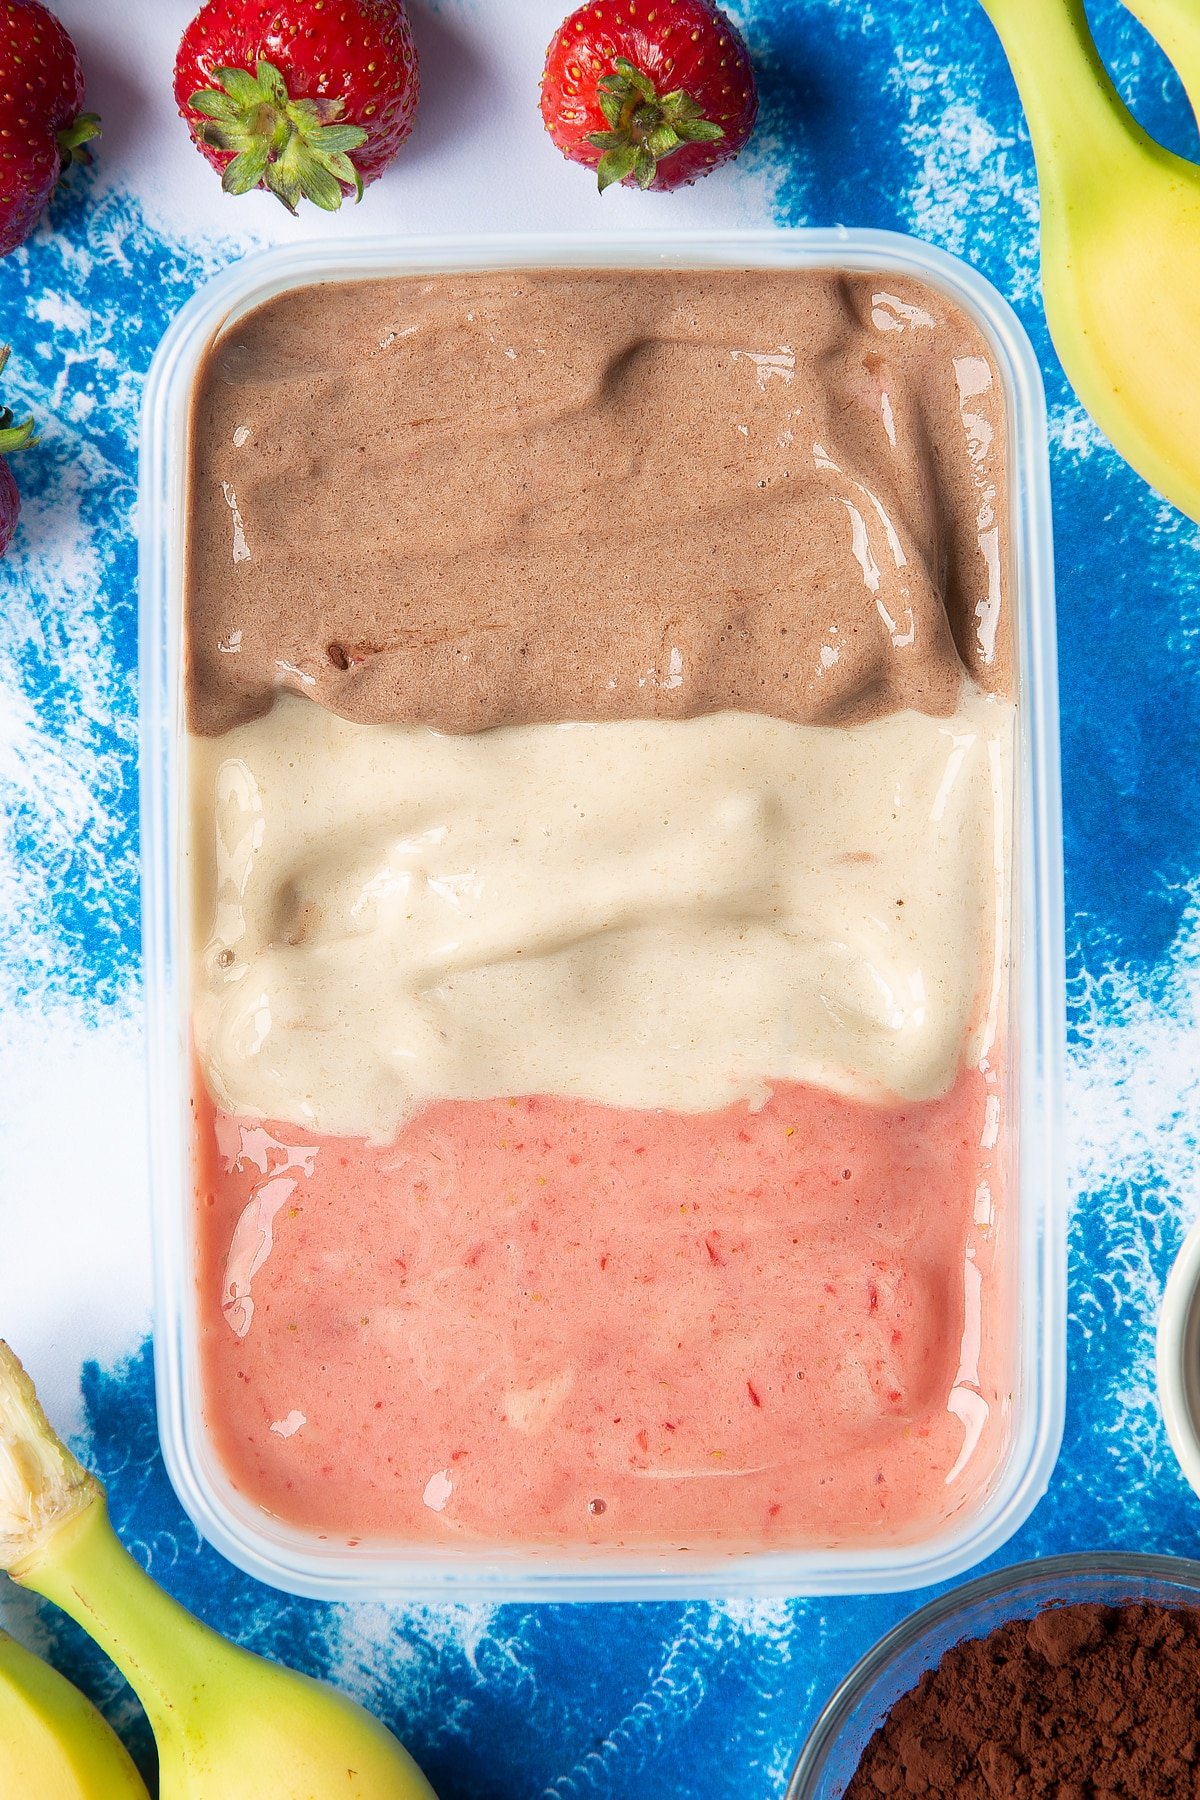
1157, 1217, 1200, 1497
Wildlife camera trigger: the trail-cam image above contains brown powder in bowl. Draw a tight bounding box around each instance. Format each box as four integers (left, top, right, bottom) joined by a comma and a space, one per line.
845, 1602, 1200, 1799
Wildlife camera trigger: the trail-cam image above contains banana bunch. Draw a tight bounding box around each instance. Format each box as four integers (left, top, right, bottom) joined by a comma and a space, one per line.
0, 1342, 436, 1799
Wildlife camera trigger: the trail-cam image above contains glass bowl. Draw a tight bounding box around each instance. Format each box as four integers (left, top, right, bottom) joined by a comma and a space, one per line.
787, 1552, 1200, 1799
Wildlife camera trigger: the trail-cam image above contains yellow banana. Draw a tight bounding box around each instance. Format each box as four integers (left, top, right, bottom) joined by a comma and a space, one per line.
0, 1625, 147, 1799
978, 0, 1200, 523
0, 1342, 436, 1800
1121, 0, 1200, 130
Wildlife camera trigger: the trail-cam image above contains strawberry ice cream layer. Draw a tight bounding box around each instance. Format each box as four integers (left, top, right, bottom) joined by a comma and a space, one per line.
195, 1065, 1010, 1550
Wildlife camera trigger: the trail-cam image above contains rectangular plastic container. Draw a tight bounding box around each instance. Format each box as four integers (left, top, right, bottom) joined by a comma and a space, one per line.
139, 228, 1065, 1601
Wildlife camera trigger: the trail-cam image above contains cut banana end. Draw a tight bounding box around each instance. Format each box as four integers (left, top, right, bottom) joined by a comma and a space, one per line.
0, 1626, 148, 1799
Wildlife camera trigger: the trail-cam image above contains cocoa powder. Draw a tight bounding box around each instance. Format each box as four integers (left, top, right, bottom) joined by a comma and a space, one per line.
845, 1602, 1200, 1799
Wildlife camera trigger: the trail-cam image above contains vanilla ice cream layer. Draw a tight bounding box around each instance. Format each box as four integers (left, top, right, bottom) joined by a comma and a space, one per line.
190, 689, 1012, 1139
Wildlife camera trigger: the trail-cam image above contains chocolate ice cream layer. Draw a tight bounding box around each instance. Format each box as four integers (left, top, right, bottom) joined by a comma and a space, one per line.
185, 268, 1011, 736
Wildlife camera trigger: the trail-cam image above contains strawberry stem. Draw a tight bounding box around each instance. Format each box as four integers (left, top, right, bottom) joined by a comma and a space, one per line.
57, 113, 101, 169
587, 57, 725, 192
188, 59, 367, 214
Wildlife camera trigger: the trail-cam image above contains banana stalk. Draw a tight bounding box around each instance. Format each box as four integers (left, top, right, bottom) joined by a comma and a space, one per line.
0, 1340, 436, 1800
0, 1625, 149, 1798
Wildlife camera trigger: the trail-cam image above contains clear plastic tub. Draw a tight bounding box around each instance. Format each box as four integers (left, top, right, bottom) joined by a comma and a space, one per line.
139, 229, 1065, 1601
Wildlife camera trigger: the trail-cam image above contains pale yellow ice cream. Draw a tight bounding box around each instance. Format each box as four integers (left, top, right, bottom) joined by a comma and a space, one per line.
191, 688, 1011, 1140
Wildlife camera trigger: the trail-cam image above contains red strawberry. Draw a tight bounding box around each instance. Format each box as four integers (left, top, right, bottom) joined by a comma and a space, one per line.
0, 1, 99, 257
0, 347, 35, 556
174, 0, 419, 214
540, 0, 757, 192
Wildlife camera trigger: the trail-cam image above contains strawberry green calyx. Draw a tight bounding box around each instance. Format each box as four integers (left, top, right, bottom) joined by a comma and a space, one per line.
0, 411, 36, 455
587, 57, 725, 191
57, 113, 102, 171
0, 347, 36, 457
187, 60, 368, 214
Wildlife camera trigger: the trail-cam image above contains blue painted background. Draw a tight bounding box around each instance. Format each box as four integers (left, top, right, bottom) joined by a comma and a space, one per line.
3, 3, 1200, 1794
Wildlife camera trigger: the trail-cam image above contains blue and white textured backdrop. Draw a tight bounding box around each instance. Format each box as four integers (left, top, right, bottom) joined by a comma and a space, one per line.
1, 2, 1198, 1794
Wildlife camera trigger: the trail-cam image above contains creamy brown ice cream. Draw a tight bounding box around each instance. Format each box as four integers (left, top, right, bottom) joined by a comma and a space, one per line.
185, 268, 1011, 736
